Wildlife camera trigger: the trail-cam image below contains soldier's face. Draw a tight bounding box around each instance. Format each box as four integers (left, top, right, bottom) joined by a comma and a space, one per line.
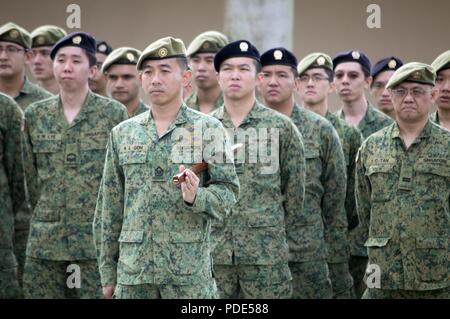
217, 57, 258, 101
0, 41, 30, 79
259, 64, 296, 106
106, 64, 140, 105
53, 46, 96, 92
371, 70, 395, 115
89, 52, 108, 93
390, 82, 437, 123
435, 69, 450, 110
140, 58, 191, 107
30, 46, 54, 81
189, 53, 218, 90
334, 62, 371, 103
296, 68, 333, 107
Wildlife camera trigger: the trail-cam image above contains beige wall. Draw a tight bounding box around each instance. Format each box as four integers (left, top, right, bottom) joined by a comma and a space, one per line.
2, 0, 449, 109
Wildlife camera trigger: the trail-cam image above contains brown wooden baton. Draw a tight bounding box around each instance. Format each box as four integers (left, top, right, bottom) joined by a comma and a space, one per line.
172, 143, 243, 186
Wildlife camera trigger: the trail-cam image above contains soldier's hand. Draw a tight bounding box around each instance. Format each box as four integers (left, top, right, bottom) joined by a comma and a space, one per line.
179, 165, 199, 204
102, 285, 115, 299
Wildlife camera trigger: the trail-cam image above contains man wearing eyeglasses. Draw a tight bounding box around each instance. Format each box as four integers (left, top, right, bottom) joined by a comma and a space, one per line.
259, 48, 350, 299
370, 57, 403, 120
30, 25, 67, 95
431, 50, 450, 130
356, 62, 450, 299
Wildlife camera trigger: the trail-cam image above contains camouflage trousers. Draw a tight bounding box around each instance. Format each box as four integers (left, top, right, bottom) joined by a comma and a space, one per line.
0, 267, 21, 299
213, 263, 292, 299
114, 280, 218, 299
362, 287, 450, 299
349, 255, 368, 299
289, 261, 333, 299
23, 257, 102, 299
13, 229, 28, 286
328, 262, 354, 299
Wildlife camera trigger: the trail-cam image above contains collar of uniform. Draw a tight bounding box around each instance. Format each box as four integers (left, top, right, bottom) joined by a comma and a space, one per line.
290, 103, 303, 120
215, 100, 265, 121
142, 103, 189, 126
391, 119, 433, 139
363, 102, 377, 123
430, 111, 440, 124
19, 77, 34, 95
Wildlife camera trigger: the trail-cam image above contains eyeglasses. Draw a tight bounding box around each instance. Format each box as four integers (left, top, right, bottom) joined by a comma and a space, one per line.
0, 46, 25, 55
298, 74, 329, 83
391, 87, 430, 98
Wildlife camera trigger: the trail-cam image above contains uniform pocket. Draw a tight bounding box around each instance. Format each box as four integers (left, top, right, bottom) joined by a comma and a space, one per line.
118, 230, 144, 274
168, 231, 205, 276
366, 164, 395, 202
413, 237, 447, 283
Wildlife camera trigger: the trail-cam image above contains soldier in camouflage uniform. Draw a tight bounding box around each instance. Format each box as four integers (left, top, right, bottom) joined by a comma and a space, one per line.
333, 50, 393, 298
95, 37, 239, 299
210, 41, 305, 299
369, 57, 403, 120
30, 25, 67, 95
356, 62, 449, 299
102, 47, 148, 117
185, 31, 228, 114
260, 48, 350, 299
21, 32, 128, 298
0, 22, 52, 289
89, 40, 112, 97
0, 93, 24, 299
431, 50, 450, 130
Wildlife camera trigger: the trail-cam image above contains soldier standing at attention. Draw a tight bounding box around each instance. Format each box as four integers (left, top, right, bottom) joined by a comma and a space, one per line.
259, 48, 350, 299
333, 50, 393, 298
431, 50, 450, 130
30, 25, 67, 95
96, 37, 239, 299
21, 32, 128, 298
0, 93, 24, 299
356, 62, 449, 299
210, 40, 305, 299
370, 57, 404, 120
102, 47, 148, 117
89, 39, 112, 97
185, 31, 228, 114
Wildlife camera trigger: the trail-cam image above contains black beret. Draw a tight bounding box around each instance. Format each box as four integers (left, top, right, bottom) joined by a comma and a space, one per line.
96, 39, 113, 55
260, 47, 298, 69
371, 56, 403, 78
214, 40, 260, 72
50, 32, 96, 60
333, 50, 371, 75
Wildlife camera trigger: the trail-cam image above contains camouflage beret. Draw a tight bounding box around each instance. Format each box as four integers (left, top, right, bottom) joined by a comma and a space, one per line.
102, 47, 142, 73
386, 62, 436, 89
297, 52, 333, 76
31, 25, 66, 48
137, 36, 186, 71
50, 32, 96, 60
260, 47, 298, 69
96, 40, 113, 55
186, 31, 229, 57
431, 50, 450, 73
214, 39, 260, 72
371, 56, 403, 78
333, 50, 371, 74
0, 22, 31, 49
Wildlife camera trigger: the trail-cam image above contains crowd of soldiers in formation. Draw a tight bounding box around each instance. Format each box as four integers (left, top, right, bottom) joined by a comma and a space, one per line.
0, 22, 449, 299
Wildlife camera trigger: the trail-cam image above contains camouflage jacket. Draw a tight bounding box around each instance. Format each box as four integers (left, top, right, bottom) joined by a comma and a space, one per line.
95, 104, 239, 287
356, 120, 449, 290
22, 91, 128, 261
130, 100, 149, 118
210, 101, 305, 266
185, 91, 224, 114
0, 93, 24, 269
14, 78, 52, 111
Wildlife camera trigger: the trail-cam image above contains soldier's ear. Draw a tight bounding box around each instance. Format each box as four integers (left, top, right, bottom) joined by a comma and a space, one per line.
328, 81, 335, 94
364, 76, 373, 89
430, 86, 439, 103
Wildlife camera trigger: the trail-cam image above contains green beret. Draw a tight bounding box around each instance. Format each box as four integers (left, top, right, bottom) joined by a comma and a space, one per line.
102, 47, 142, 73
186, 31, 229, 57
0, 22, 31, 49
31, 25, 66, 48
297, 52, 333, 76
137, 36, 186, 70
431, 50, 450, 73
386, 62, 436, 89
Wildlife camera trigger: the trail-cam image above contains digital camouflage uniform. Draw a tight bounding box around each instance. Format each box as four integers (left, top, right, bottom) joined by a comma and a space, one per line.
356, 121, 449, 299
131, 100, 149, 118
430, 111, 442, 127
211, 101, 305, 299
95, 104, 240, 299
21, 91, 128, 298
0, 93, 24, 298
185, 92, 224, 114
289, 105, 350, 299
336, 103, 393, 298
